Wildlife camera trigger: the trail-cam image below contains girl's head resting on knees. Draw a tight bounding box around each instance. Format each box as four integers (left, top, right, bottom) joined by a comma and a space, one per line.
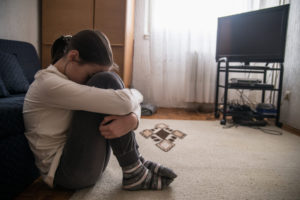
51, 30, 116, 84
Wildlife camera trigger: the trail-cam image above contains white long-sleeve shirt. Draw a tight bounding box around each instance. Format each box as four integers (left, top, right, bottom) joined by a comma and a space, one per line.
23, 65, 143, 187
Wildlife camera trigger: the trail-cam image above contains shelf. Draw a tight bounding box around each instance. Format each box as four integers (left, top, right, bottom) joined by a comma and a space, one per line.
218, 109, 276, 119
220, 70, 266, 74
219, 65, 282, 70
215, 59, 283, 127
219, 66, 282, 74
220, 66, 269, 70
218, 84, 277, 90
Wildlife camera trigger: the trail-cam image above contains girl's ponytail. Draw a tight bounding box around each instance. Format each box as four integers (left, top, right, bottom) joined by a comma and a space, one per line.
51, 35, 72, 64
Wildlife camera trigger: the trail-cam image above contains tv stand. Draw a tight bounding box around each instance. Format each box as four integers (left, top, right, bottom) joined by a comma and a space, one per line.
214, 58, 284, 127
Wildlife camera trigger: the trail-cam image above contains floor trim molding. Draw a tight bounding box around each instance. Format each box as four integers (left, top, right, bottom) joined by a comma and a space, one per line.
282, 123, 300, 137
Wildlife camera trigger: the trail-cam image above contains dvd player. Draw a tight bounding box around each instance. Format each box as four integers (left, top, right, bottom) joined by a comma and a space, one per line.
228, 82, 274, 89
230, 78, 262, 84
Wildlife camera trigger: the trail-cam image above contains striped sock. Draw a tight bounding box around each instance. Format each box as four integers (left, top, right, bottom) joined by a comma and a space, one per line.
139, 156, 177, 179
122, 160, 174, 190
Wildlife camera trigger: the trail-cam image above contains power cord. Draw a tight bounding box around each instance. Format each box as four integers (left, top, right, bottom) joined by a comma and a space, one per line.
223, 120, 283, 135
251, 126, 283, 136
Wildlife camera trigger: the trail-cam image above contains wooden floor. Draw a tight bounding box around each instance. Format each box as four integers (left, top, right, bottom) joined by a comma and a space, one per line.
14, 177, 74, 200
15, 108, 214, 200
141, 107, 215, 120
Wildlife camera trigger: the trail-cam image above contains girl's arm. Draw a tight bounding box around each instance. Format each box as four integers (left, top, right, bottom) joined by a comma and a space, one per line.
27, 72, 143, 118
99, 113, 139, 139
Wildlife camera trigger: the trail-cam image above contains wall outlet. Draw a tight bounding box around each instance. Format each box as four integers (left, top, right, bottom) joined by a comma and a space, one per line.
284, 90, 291, 101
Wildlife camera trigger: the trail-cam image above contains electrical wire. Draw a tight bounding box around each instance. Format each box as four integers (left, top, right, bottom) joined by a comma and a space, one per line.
273, 64, 279, 105
223, 120, 283, 136
236, 89, 256, 108
251, 126, 283, 135
270, 63, 275, 104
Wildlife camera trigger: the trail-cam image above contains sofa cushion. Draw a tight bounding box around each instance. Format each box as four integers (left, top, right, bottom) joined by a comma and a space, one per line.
0, 77, 10, 97
0, 39, 41, 84
0, 51, 29, 94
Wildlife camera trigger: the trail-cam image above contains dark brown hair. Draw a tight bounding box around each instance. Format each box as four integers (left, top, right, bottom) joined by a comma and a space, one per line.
51, 30, 114, 67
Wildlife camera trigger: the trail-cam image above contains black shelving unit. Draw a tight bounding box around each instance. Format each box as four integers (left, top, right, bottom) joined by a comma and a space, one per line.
214, 57, 284, 127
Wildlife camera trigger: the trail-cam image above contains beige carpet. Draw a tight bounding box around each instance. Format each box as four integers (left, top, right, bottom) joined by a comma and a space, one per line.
70, 119, 300, 200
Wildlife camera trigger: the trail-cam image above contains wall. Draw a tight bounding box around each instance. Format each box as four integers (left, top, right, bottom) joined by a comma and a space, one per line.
0, 0, 40, 54
281, 0, 300, 129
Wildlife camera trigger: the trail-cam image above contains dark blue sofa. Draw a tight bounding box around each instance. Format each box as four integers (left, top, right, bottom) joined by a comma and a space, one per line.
0, 39, 40, 200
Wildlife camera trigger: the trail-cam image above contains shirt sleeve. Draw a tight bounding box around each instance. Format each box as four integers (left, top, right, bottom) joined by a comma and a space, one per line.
30, 72, 143, 117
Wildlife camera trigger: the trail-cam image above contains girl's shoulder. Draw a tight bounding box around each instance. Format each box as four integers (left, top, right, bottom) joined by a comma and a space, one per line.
34, 65, 67, 82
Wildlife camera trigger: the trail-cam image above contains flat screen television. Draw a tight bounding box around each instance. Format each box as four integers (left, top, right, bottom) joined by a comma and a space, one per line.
216, 4, 289, 62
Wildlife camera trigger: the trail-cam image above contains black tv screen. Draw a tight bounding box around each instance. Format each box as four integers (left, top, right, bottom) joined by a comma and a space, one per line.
216, 4, 289, 62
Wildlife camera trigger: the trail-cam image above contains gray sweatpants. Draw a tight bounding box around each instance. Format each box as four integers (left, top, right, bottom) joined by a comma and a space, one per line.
54, 72, 140, 190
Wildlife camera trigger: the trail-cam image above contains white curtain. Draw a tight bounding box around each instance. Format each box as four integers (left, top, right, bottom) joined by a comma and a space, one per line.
132, 0, 283, 108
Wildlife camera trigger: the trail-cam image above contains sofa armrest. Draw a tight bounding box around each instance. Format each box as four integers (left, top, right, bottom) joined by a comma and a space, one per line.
0, 95, 26, 140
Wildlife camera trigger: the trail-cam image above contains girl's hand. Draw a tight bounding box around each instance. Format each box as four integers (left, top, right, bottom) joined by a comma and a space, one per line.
99, 113, 138, 139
